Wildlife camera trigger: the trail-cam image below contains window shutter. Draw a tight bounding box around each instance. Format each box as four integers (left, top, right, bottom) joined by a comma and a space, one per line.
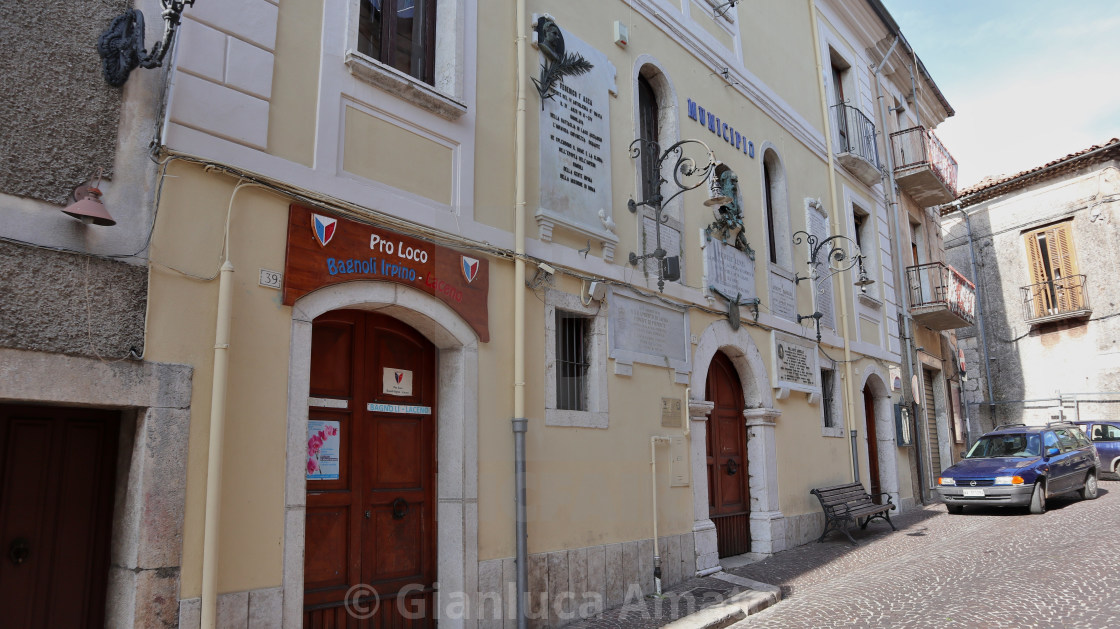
1024, 231, 1050, 317
1046, 223, 1081, 310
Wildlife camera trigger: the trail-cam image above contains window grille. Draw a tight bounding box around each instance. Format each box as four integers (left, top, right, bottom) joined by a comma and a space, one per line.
556, 311, 591, 411
821, 369, 836, 428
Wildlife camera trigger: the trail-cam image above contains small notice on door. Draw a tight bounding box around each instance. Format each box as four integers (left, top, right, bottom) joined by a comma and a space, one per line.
383, 368, 414, 396
307, 420, 340, 480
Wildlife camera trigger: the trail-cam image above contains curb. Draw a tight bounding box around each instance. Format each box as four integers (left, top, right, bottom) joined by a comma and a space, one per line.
659, 572, 783, 629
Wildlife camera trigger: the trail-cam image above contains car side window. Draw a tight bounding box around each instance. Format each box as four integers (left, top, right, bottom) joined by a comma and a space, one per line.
1072, 429, 1091, 447
1054, 429, 1078, 451
1103, 425, 1120, 441
1044, 431, 1059, 452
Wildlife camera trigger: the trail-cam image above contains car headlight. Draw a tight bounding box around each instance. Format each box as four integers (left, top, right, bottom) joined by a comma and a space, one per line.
994, 476, 1024, 485
938, 477, 955, 486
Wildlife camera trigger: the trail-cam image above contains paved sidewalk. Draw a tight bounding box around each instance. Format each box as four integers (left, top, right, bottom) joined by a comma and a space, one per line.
564, 501, 937, 629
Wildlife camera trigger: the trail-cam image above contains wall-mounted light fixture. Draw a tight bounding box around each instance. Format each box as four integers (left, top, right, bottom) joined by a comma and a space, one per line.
627, 139, 725, 292
62, 176, 116, 227
792, 231, 874, 290
98, 0, 196, 87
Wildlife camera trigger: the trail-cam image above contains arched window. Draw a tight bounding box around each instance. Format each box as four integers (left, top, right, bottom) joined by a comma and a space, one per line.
762, 148, 790, 268
637, 74, 660, 204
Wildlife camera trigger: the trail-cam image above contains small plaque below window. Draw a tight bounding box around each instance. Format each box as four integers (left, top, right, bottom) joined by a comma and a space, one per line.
661, 397, 682, 428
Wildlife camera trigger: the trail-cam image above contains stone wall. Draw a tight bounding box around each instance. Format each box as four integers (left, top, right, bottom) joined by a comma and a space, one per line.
0, 240, 147, 359
0, 0, 129, 204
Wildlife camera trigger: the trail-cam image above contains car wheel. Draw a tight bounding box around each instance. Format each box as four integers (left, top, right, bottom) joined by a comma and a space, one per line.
946, 504, 963, 515
1029, 481, 1046, 514
1080, 471, 1098, 500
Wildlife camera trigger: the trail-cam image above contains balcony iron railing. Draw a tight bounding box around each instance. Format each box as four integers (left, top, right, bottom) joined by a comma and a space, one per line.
890, 126, 958, 196
907, 262, 976, 329
1021, 275, 1090, 323
831, 103, 880, 169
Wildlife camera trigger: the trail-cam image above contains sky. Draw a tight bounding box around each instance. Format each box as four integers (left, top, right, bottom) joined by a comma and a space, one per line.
879, 1, 1120, 188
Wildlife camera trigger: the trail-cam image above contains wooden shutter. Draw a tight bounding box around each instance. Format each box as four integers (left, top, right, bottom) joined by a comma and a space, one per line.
1045, 222, 1081, 310
1024, 231, 1050, 317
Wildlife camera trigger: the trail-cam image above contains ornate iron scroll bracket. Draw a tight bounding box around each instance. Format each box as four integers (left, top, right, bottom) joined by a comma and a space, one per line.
626, 138, 722, 292
791, 230, 872, 289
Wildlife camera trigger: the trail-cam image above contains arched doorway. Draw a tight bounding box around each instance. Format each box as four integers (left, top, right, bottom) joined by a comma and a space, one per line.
303, 309, 437, 626
863, 383, 882, 502
283, 282, 479, 628
706, 351, 750, 557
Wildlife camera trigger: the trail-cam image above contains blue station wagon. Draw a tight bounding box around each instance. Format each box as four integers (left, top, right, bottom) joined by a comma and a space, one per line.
936, 423, 1100, 514
1074, 421, 1120, 478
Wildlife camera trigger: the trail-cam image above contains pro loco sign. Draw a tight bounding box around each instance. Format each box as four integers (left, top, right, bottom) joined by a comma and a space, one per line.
283, 205, 490, 342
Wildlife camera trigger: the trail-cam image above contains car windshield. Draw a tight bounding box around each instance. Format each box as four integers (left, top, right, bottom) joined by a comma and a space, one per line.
965, 433, 1041, 458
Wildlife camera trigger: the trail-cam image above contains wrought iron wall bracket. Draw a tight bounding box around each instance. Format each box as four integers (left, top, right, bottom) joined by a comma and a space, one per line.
709, 286, 759, 330
98, 1, 196, 87
798, 311, 824, 343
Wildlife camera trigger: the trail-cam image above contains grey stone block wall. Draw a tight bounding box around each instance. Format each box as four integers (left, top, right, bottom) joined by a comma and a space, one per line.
0, 0, 131, 204
0, 240, 147, 359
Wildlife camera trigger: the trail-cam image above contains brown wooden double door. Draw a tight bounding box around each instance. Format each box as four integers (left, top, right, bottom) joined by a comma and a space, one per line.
706, 352, 750, 558
305, 310, 437, 627
0, 405, 119, 628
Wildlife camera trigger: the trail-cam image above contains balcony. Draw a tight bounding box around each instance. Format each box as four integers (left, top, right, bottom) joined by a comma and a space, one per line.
890, 126, 958, 206
906, 262, 976, 330
1022, 275, 1091, 325
831, 103, 882, 186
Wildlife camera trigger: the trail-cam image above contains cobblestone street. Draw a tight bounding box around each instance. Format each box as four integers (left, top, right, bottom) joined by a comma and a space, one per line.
733, 479, 1120, 628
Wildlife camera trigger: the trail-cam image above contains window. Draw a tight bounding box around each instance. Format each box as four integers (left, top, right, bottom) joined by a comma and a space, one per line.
637, 75, 660, 204
556, 311, 591, 411
821, 369, 836, 428
764, 161, 777, 264
544, 290, 608, 428
761, 148, 789, 267
1054, 429, 1078, 452
1043, 431, 1059, 452
830, 52, 850, 150
1091, 424, 1120, 441
359, 0, 437, 85
1024, 221, 1084, 318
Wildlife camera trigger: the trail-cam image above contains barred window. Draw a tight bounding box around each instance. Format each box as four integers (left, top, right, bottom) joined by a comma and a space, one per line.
556, 311, 591, 411
821, 369, 836, 428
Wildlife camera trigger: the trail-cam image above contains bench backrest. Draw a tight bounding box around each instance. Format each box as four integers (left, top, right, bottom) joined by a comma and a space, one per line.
810, 482, 873, 509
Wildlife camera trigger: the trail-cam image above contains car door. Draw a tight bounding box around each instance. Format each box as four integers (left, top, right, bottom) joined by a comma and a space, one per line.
1053, 429, 1086, 491
1091, 423, 1120, 474
1042, 431, 1070, 493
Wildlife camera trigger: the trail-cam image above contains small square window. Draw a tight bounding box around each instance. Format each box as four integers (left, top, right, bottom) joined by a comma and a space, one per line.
545, 290, 608, 428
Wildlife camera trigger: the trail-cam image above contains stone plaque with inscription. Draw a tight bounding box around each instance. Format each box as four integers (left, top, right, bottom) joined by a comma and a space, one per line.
535, 25, 618, 248
769, 271, 797, 321
703, 235, 756, 300
772, 331, 820, 395
808, 206, 836, 330
608, 291, 690, 376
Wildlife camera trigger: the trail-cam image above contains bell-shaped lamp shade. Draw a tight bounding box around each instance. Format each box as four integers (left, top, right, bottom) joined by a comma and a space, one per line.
62, 186, 115, 226
703, 194, 733, 207
854, 268, 875, 288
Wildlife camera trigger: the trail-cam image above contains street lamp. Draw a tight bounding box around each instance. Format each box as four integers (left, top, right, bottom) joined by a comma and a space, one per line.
627, 138, 727, 292
792, 229, 874, 342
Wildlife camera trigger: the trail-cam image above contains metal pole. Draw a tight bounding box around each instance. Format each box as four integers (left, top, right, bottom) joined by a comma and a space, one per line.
512, 418, 528, 629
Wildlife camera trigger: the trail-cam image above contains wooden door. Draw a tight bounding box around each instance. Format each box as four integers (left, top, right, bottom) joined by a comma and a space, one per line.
863, 385, 882, 503
706, 352, 750, 558
304, 310, 437, 627
0, 405, 119, 628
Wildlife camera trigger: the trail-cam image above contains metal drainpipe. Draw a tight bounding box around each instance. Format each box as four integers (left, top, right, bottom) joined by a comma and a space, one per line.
872, 38, 925, 503
957, 204, 996, 427
649, 437, 669, 596
513, 0, 529, 627
808, 0, 857, 482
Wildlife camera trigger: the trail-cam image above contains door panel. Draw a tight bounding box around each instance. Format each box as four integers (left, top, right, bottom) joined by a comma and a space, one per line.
706, 352, 750, 557
305, 310, 437, 626
863, 385, 882, 502
0, 406, 119, 629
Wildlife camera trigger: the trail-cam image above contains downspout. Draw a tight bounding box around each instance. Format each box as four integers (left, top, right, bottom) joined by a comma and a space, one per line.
513, 1, 530, 628
957, 203, 996, 429
649, 437, 670, 595
871, 38, 926, 500
201, 181, 260, 628
808, 0, 857, 481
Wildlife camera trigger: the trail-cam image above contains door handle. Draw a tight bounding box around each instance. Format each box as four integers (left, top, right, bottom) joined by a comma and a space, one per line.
391, 497, 409, 520
726, 459, 738, 476
8, 538, 30, 566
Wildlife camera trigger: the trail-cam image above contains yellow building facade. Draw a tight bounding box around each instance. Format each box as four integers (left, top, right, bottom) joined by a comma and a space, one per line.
111, 0, 959, 626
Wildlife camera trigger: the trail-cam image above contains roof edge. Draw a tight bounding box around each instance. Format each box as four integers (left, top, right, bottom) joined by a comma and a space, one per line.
865, 0, 955, 118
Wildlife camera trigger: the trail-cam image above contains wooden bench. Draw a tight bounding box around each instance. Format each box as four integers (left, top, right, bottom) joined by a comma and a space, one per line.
810, 482, 896, 545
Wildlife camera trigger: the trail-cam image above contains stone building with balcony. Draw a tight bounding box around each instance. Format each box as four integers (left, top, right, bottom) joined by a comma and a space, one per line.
943, 138, 1120, 429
